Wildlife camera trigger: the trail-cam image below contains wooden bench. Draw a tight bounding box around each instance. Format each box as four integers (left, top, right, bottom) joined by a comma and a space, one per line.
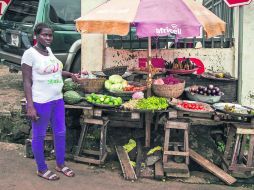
222, 122, 254, 178
163, 120, 190, 177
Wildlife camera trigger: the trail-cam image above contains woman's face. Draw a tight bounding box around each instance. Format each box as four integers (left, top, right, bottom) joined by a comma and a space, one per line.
37, 28, 53, 47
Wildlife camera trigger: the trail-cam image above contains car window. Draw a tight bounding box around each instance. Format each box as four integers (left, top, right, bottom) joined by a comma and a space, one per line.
49, 0, 81, 24
2, 0, 39, 23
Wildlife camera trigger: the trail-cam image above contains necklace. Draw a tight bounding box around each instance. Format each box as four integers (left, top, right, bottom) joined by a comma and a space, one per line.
34, 46, 48, 53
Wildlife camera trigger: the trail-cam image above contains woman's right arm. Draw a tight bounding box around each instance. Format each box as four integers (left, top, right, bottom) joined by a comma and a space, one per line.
21, 64, 38, 121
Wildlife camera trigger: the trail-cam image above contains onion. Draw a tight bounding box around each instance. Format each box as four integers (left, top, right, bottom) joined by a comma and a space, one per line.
208, 84, 214, 90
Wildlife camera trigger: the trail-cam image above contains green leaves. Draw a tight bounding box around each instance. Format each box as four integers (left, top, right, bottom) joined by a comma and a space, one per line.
136, 96, 168, 110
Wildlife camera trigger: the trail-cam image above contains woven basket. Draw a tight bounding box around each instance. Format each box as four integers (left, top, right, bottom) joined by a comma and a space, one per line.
102, 66, 128, 76
77, 78, 106, 93
152, 80, 185, 98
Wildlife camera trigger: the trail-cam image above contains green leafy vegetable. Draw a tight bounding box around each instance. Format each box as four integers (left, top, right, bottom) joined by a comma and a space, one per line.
136, 96, 168, 110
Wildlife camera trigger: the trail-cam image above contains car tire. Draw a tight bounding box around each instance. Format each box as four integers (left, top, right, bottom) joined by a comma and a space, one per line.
70, 53, 81, 73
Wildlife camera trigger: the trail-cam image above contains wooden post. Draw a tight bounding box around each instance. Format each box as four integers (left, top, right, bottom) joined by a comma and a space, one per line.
184, 128, 189, 164
163, 128, 170, 163
135, 139, 142, 178
223, 126, 236, 161
75, 124, 87, 156
154, 113, 160, 132
231, 134, 240, 166
145, 112, 152, 147
247, 135, 254, 167
81, 0, 107, 72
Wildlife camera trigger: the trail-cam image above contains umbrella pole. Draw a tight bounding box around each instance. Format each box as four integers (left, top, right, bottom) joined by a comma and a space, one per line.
147, 36, 152, 97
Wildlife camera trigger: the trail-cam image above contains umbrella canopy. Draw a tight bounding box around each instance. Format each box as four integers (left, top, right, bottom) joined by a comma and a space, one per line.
76, 0, 226, 38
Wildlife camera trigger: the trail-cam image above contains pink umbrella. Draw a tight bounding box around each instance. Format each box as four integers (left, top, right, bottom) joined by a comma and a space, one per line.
76, 0, 226, 94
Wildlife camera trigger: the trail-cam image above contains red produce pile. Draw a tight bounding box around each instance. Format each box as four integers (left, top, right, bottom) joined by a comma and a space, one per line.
163, 75, 182, 85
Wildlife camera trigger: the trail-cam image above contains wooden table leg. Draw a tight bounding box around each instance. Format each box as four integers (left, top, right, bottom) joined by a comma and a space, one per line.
145, 112, 152, 147
154, 113, 160, 132
75, 124, 87, 156
247, 135, 254, 167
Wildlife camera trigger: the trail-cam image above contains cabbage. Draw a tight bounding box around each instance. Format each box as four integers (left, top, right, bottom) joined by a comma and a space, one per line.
111, 83, 123, 91
109, 75, 123, 84
122, 80, 128, 88
104, 80, 112, 90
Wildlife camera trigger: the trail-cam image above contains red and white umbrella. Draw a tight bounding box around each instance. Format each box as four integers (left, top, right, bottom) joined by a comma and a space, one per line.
76, 0, 226, 92
76, 0, 225, 38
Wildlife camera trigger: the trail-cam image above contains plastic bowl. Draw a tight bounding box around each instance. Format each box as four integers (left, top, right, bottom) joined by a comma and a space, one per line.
185, 87, 222, 104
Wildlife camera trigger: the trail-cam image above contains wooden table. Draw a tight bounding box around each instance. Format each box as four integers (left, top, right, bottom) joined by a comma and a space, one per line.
65, 102, 168, 148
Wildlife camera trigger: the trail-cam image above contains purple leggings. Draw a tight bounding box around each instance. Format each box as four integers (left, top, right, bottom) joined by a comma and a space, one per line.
31, 99, 66, 172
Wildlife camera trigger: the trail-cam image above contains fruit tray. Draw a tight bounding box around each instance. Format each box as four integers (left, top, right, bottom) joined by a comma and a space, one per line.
86, 101, 120, 108
84, 94, 122, 108
167, 68, 198, 75
201, 72, 236, 81
213, 103, 254, 117
169, 99, 214, 113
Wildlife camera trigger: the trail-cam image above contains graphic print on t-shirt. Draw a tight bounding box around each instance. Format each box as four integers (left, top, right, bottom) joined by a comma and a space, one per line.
43, 57, 63, 74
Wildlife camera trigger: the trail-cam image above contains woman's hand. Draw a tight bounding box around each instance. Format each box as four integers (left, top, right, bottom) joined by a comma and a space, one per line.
27, 106, 39, 121
71, 73, 79, 82
81, 70, 88, 75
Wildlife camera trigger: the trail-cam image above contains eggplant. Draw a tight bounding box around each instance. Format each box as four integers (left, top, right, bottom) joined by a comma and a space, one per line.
190, 87, 196, 92
203, 87, 208, 93
199, 90, 204, 95
198, 86, 203, 91
214, 87, 220, 92
207, 89, 211, 95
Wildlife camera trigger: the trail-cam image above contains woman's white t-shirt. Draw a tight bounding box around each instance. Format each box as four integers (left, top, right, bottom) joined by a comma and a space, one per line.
21, 47, 64, 103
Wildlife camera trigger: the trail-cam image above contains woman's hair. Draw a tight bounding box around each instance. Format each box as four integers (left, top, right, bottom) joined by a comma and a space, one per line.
34, 23, 53, 35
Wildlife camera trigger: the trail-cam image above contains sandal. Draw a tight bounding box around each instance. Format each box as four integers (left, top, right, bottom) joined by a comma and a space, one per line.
37, 170, 60, 181
55, 166, 75, 177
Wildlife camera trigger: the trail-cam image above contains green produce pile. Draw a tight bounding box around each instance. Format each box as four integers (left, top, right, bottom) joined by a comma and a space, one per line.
136, 96, 168, 110
63, 78, 78, 92
63, 90, 83, 104
85, 93, 122, 106
122, 96, 168, 110
104, 75, 128, 91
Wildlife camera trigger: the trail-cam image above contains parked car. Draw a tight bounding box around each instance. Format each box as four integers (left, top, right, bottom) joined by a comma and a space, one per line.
0, 0, 81, 72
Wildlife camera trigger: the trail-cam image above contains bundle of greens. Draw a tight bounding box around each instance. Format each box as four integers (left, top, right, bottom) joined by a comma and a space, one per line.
136, 96, 168, 110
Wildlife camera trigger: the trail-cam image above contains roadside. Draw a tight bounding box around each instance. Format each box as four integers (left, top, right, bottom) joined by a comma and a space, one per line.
0, 64, 24, 114
0, 142, 250, 190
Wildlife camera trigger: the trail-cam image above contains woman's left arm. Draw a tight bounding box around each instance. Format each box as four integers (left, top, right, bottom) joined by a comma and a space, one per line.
62, 71, 78, 82
62, 71, 73, 78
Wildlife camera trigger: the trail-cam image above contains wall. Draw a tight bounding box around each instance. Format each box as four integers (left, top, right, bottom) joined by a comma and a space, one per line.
81, 0, 107, 72
240, 2, 254, 107
104, 48, 235, 75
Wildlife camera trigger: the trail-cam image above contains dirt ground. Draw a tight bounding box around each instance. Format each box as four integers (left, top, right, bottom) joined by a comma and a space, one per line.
0, 65, 24, 113
0, 64, 251, 190
0, 142, 250, 190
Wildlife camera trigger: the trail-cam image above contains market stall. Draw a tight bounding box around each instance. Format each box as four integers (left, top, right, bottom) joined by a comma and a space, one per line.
53, 0, 254, 184
62, 64, 254, 181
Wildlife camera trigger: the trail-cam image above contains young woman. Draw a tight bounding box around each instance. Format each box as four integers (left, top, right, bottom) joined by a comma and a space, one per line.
21, 22, 77, 181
